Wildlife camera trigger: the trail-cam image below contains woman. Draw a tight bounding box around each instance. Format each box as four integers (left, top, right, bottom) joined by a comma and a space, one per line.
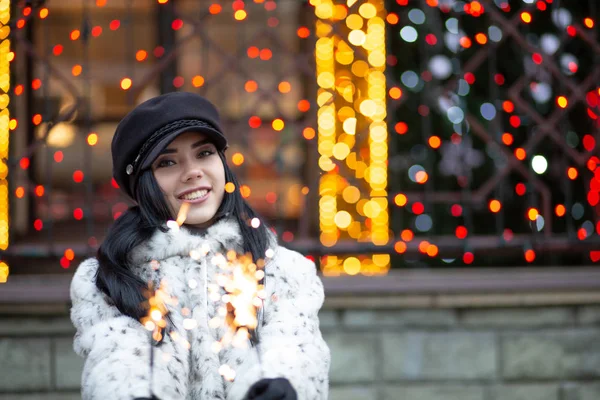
70, 92, 330, 400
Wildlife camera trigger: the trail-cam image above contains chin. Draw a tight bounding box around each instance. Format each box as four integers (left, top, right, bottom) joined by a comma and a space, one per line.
183, 211, 218, 227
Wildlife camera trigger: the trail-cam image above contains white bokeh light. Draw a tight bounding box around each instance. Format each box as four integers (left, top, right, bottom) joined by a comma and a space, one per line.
530, 82, 552, 103
531, 155, 548, 174
540, 34, 560, 55
429, 55, 453, 80
400, 26, 418, 43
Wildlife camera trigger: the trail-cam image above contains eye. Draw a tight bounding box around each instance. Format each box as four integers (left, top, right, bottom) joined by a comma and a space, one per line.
197, 149, 215, 158
156, 159, 175, 168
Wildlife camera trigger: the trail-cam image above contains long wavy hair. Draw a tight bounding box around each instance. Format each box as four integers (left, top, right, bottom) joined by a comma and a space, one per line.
95, 151, 271, 343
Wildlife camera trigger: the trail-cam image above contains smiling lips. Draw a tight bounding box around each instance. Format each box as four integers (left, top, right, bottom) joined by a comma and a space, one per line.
179, 188, 210, 201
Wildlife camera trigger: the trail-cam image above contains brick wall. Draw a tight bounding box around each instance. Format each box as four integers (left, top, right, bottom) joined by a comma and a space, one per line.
1, 305, 599, 400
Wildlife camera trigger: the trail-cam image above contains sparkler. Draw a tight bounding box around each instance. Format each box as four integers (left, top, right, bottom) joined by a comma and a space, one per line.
209, 249, 268, 382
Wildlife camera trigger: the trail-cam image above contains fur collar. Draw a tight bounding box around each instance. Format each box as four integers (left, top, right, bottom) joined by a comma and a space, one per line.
129, 217, 276, 264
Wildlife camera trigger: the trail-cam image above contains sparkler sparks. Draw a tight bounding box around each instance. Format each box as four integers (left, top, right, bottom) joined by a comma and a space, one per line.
210, 250, 270, 381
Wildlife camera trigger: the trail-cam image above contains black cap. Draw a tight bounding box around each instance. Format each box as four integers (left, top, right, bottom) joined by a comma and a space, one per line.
111, 92, 228, 200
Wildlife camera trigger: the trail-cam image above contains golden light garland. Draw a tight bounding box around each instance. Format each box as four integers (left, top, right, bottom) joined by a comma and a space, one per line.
315, 0, 389, 276
0, 0, 10, 282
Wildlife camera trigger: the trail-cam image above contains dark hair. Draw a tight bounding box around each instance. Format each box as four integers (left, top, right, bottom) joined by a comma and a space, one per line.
96, 151, 272, 342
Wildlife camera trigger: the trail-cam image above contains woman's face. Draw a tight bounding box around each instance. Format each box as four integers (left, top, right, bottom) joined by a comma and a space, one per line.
152, 131, 226, 228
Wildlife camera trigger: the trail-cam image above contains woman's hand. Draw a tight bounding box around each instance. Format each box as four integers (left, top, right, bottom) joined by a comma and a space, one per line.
243, 378, 298, 400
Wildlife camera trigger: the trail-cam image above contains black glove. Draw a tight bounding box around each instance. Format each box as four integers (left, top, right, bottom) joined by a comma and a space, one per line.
243, 378, 298, 400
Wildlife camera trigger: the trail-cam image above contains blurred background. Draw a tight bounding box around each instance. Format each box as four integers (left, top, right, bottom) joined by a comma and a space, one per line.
0, 0, 599, 399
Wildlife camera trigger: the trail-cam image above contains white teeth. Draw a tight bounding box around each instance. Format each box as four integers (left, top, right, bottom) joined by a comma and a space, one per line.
181, 189, 208, 200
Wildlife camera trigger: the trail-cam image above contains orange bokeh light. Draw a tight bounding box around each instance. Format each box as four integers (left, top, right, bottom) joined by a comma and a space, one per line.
394, 241, 407, 254
303, 127, 316, 140
136, 50, 148, 61
209, 4, 222, 14
521, 12, 532, 23
475, 33, 487, 45
400, 229, 414, 242
502, 133, 513, 146
297, 27, 310, 38
567, 167, 578, 180
525, 249, 535, 262
515, 148, 526, 160
389, 87, 402, 100
35, 185, 44, 197
415, 171, 428, 184
428, 136, 441, 149
245, 80, 258, 93
489, 199, 502, 213
426, 244, 439, 257
192, 75, 205, 88
72, 65, 82, 77
555, 204, 566, 217
278, 81, 291, 93
459, 36, 472, 48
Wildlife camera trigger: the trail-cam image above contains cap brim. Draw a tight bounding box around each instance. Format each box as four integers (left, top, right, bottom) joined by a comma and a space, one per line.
139, 125, 228, 171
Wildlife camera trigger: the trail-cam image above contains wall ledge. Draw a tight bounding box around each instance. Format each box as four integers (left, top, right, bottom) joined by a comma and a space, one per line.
1, 267, 599, 310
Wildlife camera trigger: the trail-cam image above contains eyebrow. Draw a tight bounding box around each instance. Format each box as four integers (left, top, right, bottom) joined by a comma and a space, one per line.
159, 139, 213, 155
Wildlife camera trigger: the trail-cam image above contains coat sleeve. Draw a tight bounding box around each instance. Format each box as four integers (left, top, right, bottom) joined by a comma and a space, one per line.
226, 248, 331, 400
70, 258, 188, 400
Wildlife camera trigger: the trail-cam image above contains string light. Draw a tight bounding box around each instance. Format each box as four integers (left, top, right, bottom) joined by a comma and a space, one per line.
317, 0, 389, 276
0, 0, 9, 255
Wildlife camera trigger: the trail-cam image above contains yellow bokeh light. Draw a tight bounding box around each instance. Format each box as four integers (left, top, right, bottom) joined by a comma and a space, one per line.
232, 152, 244, 166
272, 119, 285, 131
346, 14, 363, 30
334, 211, 352, 229
394, 194, 407, 207
358, 3, 377, 18
359, 99, 376, 117
316, 0, 388, 275
332, 142, 350, 160
225, 182, 236, 193
348, 30, 366, 46
342, 186, 361, 204
0, 261, 8, 283
318, 156, 336, 172
342, 117, 357, 135
343, 257, 361, 275
528, 208, 539, 221
317, 72, 335, 88
234, 10, 247, 21
120, 78, 132, 90
315, 3, 334, 19
87, 133, 98, 146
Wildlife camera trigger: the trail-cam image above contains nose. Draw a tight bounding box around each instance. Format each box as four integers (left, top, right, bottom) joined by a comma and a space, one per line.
181, 163, 204, 183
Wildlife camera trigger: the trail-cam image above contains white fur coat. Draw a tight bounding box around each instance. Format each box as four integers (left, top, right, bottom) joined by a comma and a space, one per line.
70, 218, 330, 400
